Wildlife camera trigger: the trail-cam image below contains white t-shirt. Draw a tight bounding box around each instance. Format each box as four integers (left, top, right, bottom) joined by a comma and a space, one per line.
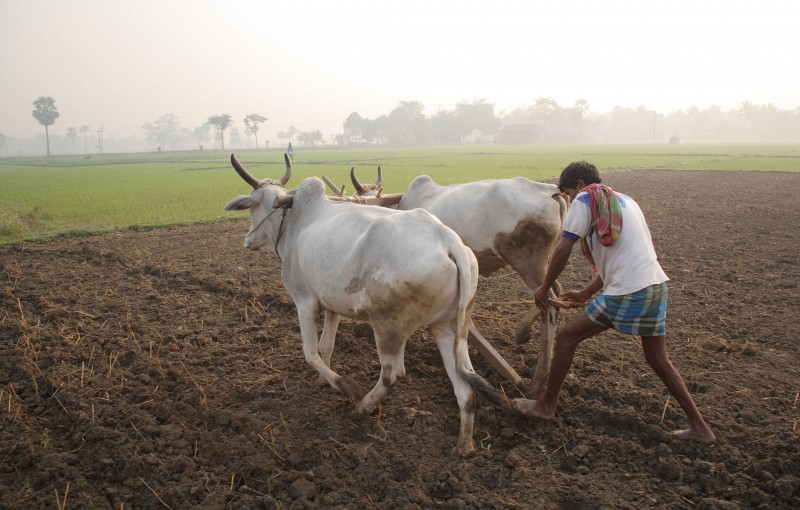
563, 190, 668, 295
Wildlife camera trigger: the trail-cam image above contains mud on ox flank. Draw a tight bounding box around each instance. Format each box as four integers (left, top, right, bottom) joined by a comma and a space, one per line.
223, 153, 514, 456
337, 165, 569, 398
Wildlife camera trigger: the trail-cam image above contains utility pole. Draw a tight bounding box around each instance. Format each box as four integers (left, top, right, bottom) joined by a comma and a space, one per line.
652, 111, 656, 144
97, 126, 104, 154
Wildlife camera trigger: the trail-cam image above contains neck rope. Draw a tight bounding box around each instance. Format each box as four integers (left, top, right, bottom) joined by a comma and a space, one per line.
245, 206, 290, 261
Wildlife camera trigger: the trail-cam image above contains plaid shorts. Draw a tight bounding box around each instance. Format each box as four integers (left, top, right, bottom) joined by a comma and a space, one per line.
585, 282, 668, 336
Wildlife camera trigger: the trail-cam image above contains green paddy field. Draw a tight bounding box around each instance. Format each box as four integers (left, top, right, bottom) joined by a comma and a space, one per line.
1, 143, 798, 244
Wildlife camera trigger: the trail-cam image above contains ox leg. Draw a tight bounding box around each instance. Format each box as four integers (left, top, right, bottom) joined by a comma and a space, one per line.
431, 323, 477, 457
525, 299, 559, 398
296, 305, 365, 402
316, 310, 341, 385
353, 326, 409, 418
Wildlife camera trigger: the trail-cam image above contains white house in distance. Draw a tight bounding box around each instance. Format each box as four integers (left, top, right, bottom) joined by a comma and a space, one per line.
461, 128, 494, 144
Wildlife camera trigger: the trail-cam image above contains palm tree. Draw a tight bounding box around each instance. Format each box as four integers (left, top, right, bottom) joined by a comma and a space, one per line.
736, 100, 758, 135
285, 125, 297, 143
528, 97, 560, 142
207, 114, 233, 150
243, 114, 267, 148
32, 96, 59, 156
79, 125, 90, 154
67, 127, 78, 154
571, 99, 589, 141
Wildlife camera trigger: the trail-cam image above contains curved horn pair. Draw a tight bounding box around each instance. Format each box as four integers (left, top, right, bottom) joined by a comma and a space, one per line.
230, 153, 292, 189
350, 166, 382, 194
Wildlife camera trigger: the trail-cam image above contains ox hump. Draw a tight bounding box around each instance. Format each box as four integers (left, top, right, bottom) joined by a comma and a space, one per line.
293, 177, 328, 207
408, 175, 435, 188
403, 175, 438, 198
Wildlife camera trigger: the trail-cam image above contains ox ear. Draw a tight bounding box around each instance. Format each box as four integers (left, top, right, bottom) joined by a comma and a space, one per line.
224, 195, 261, 211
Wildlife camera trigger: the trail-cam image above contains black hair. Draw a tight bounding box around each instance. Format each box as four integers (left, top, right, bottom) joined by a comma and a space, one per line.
558, 161, 601, 191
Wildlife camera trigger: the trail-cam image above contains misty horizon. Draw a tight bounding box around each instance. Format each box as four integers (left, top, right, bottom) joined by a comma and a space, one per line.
6, 96, 800, 157
7, 94, 799, 140
2, 1, 798, 147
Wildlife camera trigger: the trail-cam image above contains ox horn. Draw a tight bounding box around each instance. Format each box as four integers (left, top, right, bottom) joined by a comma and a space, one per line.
231, 154, 261, 189
280, 153, 292, 186
376, 166, 382, 187
350, 166, 366, 194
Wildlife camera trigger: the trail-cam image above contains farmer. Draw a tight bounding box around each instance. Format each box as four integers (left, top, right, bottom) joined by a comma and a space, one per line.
513, 161, 716, 444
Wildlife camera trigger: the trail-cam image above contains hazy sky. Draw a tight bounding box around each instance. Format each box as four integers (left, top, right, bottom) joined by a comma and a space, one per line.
1, 0, 797, 143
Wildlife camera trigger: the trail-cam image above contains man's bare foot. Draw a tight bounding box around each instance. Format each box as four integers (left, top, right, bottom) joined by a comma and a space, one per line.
670, 428, 716, 444
511, 398, 555, 420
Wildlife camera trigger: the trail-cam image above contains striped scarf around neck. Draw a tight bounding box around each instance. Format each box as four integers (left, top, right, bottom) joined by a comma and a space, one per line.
580, 183, 623, 271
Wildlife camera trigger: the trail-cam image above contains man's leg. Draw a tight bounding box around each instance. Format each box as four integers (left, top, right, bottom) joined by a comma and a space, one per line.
514, 313, 607, 419
641, 335, 716, 444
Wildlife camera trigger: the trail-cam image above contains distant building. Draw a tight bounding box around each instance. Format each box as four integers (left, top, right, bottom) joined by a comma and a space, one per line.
496, 124, 545, 144
461, 129, 495, 144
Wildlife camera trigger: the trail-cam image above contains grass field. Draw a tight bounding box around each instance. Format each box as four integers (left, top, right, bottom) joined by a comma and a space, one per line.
1, 143, 798, 244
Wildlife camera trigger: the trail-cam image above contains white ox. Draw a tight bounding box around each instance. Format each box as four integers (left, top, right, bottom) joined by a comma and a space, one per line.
348, 168, 568, 398
224, 154, 511, 456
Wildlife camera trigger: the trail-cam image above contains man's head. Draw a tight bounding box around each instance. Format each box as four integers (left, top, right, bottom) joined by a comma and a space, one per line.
558, 161, 601, 198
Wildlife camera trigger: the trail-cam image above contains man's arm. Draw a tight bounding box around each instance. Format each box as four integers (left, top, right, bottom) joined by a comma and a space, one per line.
533, 236, 576, 308
562, 273, 603, 303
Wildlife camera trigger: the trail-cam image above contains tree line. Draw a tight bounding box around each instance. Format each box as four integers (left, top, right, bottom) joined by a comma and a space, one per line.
342, 98, 800, 145
12, 95, 800, 157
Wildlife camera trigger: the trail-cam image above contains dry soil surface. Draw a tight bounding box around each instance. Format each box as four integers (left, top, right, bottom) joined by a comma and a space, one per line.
1, 170, 798, 509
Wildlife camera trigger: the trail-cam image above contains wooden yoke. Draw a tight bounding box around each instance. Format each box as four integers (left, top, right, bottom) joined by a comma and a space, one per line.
272, 192, 404, 209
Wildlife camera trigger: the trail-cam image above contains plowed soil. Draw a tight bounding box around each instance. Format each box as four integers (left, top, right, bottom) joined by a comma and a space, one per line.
1, 170, 798, 509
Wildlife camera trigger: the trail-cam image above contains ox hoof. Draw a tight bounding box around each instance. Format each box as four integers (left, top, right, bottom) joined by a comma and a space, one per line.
350, 401, 378, 421
348, 408, 372, 421
451, 442, 476, 458
334, 376, 366, 402
669, 428, 717, 444
514, 328, 532, 344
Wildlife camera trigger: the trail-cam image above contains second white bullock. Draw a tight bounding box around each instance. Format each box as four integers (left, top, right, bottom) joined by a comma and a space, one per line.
224, 154, 512, 456
349, 168, 568, 398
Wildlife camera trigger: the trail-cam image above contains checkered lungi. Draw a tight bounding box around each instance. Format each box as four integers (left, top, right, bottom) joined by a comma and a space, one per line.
585, 282, 668, 336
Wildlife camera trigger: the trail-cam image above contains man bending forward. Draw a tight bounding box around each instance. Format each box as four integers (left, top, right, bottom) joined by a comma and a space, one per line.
514, 161, 715, 444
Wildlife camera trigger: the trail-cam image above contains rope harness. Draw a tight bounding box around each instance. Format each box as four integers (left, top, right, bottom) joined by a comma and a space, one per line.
245, 205, 290, 261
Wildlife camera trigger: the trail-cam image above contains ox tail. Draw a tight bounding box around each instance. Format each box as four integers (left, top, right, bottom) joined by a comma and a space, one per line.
450, 243, 512, 411
552, 191, 569, 224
